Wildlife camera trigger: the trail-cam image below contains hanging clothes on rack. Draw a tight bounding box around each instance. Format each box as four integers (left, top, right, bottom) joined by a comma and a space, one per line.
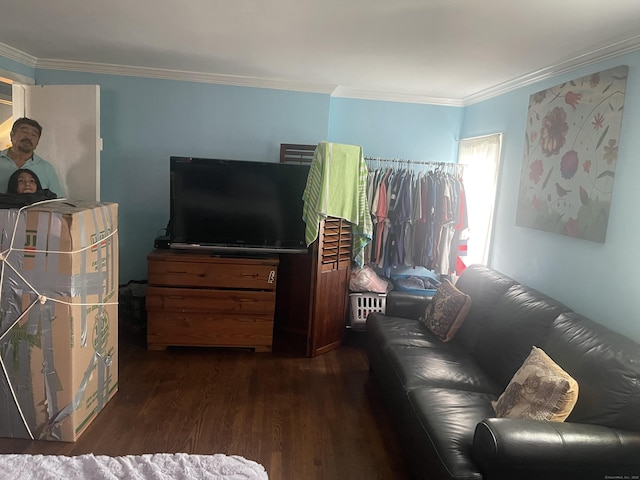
371, 168, 391, 269
364, 158, 467, 277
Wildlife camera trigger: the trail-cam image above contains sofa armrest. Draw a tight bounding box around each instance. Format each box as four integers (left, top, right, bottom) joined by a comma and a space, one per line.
385, 291, 433, 320
472, 418, 640, 480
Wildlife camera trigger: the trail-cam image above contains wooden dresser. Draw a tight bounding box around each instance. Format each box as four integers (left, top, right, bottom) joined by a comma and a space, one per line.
146, 249, 279, 352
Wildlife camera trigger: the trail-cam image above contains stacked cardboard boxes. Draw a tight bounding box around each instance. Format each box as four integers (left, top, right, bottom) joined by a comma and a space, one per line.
0, 200, 118, 441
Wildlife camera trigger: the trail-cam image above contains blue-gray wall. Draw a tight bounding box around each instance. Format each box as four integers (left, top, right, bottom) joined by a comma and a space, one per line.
0, 54, 34, 79
30, 69, 463, 287
461, 52, 640, 343
328, 96, 462, 161
35, 70, 332, 285
2, 49, 639, 342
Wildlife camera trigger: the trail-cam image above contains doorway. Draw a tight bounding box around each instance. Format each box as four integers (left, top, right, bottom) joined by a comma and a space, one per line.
0, 68, 36, 149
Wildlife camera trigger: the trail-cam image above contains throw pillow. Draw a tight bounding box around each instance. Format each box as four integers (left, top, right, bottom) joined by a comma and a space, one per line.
492, 346, 579, 422
419, 278, 471, 342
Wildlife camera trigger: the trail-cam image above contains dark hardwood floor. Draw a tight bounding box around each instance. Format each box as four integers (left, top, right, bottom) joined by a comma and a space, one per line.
0, 327, 409, 480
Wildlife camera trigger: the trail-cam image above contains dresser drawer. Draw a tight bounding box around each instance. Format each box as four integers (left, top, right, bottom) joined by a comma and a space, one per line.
146, 286, 276, 315
147, 258, 278, 290
147, 311, 274, 351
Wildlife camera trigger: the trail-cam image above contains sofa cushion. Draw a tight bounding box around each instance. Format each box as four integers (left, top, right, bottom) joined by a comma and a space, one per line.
492, 346, 579, 421
366, 313, 443, 349
453, 265, 517, 351
384, 345, 502, 394
473, 284, 571, 388
541, 312, 640, 431
385, 291, 434, 320
419, 279, 471, 342
408, 387, 496, 480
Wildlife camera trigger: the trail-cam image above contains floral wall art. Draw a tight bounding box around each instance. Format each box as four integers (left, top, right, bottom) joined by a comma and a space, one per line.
515, 65, 628, 243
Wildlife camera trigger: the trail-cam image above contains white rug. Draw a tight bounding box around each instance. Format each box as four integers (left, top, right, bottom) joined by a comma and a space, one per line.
0, 453, 268, 480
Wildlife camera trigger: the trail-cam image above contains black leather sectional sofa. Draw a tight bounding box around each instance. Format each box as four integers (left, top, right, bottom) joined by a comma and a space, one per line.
366, 264, 640, 480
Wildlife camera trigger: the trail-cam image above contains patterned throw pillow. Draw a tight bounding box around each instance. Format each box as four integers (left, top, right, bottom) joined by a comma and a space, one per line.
492, 346, 579, 422
419, 279, 471, 342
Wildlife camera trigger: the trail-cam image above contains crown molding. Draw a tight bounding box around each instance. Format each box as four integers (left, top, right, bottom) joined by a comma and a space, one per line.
4, 34, 640, 105
463, 34, 640, 106
330, 86, 463, 107
35, 58, 338, 94
37, 58, 462, 104
0, 42, 37, 68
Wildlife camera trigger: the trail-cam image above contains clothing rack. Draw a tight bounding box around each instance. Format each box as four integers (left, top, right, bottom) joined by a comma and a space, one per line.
364, 156, 465, 173
363, 155, 468, 276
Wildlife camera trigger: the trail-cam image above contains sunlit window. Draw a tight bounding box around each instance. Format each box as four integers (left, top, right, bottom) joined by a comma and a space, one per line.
458, 133, 503, 267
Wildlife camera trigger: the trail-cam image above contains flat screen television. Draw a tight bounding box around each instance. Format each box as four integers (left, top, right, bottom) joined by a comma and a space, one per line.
168, 156, 311, 254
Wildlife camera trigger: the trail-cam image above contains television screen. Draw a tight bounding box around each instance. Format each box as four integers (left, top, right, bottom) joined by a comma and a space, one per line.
169, 156, 310, 254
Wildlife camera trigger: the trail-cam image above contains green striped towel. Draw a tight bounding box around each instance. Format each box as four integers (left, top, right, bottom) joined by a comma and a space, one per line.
302, 142, 372, 266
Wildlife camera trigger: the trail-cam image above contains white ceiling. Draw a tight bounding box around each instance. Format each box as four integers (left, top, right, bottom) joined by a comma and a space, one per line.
2, 0, 640, 105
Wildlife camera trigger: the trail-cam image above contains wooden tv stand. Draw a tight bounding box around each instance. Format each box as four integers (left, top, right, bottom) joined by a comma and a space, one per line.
145, 249, 279, 352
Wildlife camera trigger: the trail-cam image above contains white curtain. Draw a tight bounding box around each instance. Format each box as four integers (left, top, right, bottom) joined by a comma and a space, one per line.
458, 133, 502, 267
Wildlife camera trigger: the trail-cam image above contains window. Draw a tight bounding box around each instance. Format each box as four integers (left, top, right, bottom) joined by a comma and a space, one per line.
458, 133, 503, 267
